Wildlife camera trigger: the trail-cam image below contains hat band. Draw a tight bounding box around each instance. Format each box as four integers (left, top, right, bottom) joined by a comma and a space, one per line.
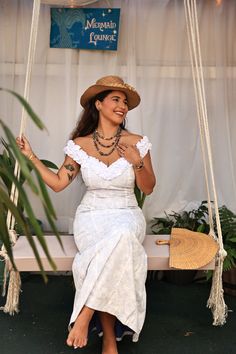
98, 82, 136, 93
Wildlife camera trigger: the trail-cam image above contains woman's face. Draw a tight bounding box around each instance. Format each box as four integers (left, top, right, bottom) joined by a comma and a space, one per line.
96, 90, 128, 125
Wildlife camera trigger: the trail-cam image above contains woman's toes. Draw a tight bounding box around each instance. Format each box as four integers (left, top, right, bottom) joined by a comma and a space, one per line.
83, 338, 88, 347
78, 338, 87, 348
66, 335, 74, 347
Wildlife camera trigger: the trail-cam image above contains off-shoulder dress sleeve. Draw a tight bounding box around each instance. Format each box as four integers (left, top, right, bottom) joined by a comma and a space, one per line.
136, 136, 152, 158
63, 140, 88, 166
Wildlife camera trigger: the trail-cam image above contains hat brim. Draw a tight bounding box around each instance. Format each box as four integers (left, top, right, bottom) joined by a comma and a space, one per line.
80, 84, 140, 111
169, 228, 219, 269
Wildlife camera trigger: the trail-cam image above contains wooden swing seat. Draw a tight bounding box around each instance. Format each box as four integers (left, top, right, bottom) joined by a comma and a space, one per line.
12, 234, 215, 271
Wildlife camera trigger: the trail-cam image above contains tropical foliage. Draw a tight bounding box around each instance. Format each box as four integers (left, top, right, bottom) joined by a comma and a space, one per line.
218, 206, 236, 271
0, 138, 58, 234
151, 201, 210, 234
0, 88, 61, 280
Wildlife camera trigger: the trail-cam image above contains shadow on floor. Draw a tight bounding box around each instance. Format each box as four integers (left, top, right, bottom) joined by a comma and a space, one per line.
0, 274, 236, 354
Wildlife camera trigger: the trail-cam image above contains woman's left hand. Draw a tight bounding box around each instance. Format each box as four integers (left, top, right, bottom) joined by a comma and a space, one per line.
117, 143, 142, 165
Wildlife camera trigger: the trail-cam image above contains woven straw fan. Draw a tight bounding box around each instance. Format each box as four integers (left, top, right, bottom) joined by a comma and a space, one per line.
156, 228, 219, 270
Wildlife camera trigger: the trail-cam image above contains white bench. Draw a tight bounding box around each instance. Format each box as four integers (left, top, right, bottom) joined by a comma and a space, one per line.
12, 234, 215, 271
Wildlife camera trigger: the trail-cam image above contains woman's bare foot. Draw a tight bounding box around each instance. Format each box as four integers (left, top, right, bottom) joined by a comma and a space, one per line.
66, 306, 94, 349
102, 336, 119, 354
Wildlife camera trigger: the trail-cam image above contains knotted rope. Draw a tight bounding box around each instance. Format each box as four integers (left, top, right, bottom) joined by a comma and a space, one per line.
184, 0, 227, 325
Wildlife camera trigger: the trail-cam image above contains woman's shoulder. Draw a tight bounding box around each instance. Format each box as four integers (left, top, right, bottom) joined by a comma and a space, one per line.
73, 135, 92, 148
121, 131, 145, 145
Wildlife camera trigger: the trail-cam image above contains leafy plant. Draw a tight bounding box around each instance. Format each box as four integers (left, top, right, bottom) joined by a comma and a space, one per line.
0, 139, 58, 193
218, 206, 236, 271
151, 201, 210, 234
0, 138, 58, 234
0, 88, 62, 281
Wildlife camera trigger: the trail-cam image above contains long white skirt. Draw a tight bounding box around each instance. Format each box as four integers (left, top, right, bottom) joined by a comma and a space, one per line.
69, 206, 147, 342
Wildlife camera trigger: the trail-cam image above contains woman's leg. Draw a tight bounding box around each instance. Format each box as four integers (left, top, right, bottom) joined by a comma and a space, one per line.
66, 306, 94, 348
99, 312, 118, 354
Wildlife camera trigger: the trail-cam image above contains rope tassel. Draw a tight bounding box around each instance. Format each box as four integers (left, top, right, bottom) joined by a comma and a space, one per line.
207, 250, 228, 326
0, 240, 21, 315
0, 231, 21, 314
0, 268, 21, 315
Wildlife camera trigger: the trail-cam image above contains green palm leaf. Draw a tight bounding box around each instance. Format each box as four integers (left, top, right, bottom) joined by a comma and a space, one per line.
0, 88, 46, 130
0, 89, 62, 280
0, 160, 57, 277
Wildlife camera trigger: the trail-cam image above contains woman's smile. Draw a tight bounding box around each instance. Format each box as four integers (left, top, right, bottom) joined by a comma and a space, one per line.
97, 91, 128, 123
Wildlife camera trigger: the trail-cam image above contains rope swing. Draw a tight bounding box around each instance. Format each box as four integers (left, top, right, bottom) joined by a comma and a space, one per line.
1, 0, 228, 327
184, 0, 227, 325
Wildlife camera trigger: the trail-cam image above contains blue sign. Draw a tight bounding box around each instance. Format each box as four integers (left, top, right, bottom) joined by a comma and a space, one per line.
50, 8, 120, 51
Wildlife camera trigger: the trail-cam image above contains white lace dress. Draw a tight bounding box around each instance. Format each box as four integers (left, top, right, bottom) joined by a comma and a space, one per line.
64, 136, 152, 342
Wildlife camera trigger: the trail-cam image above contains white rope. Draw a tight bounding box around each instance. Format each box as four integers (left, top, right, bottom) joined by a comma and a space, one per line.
1, 0, 41, 315
184, 0, 227, 325
191, 0, 223, 246
6, 0, 41, 234
184, 0, 215, 236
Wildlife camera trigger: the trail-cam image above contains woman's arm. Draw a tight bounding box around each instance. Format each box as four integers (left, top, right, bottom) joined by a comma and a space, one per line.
16, 136, 80, 192
133, 152, 156, 195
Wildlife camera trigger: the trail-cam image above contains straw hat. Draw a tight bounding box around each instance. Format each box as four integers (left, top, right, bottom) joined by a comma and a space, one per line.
80, 75, 141, 110
156, 228, 219, 269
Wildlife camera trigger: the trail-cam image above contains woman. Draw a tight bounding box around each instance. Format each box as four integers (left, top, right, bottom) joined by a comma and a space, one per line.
17, 75, 156, 354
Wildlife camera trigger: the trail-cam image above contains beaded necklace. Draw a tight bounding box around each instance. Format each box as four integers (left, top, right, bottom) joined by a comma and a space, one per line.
92, 127, 121, 156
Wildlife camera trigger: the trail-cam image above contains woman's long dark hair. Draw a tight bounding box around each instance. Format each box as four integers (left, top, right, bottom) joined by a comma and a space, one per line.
70, 90, 126, 139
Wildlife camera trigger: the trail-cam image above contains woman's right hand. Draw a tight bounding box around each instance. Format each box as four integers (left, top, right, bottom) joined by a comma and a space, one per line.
16, 135, 33, 158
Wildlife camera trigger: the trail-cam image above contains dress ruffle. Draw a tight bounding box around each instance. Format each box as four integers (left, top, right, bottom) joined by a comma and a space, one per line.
136, 136, 152, 158
63, 136, 152, 181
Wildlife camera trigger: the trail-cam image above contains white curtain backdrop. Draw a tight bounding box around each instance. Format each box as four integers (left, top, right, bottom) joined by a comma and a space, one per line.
0, 0, 236, 233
